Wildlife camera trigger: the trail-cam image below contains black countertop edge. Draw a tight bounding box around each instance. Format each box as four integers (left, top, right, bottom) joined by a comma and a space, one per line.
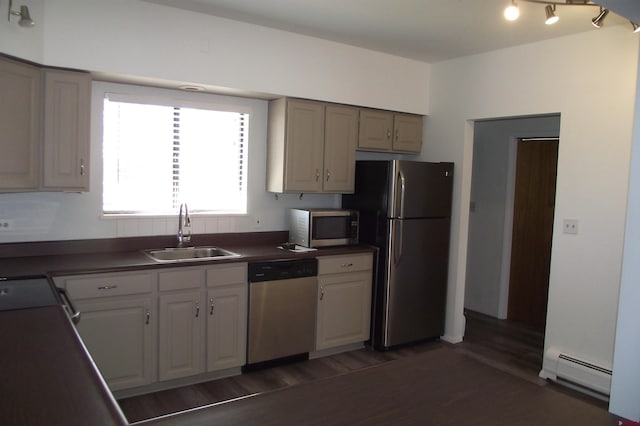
0, 234, 378, 278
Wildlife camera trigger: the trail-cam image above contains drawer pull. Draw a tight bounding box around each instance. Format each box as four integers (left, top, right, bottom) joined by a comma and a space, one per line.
209, 297, 214, 315
97, 285, 118, 290
195, 300, 200, 318
341, 263, 354, 268
145, 310, 150, 325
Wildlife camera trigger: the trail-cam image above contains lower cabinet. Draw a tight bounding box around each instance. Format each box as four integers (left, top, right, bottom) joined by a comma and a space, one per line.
158, 289, 205, 381
55, 271, 156, 391
206, 284, 247, 371
316, 253, 373, 351
157, 263, 247, 382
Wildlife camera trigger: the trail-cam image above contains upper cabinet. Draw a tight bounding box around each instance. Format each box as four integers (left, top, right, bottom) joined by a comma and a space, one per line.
267, 98, 357, 194
0, 55, 91, 193
42, 69, 91, 191
0, 57, 42, 190
358, 109, 423, 154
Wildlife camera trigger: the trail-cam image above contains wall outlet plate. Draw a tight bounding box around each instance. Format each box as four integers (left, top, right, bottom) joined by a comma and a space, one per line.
563, 219, 578, 235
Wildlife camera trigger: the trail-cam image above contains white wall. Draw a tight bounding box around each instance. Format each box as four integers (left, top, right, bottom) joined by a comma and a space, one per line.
609, 42, 640, 421
466, 116, 560, 318
421, 25, 638, 386
36, 0, 429, 115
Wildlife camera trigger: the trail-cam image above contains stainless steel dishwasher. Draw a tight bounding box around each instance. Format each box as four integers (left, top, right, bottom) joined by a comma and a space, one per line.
247, 258, 318, 366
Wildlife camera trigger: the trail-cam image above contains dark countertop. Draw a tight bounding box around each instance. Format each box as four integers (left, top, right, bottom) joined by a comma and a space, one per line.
0, 232, 377, 425
0, 232, 376, 278
0, 305, 128, 426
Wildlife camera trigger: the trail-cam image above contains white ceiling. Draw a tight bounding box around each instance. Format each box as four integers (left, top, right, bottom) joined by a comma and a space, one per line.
142, 0, 634, 63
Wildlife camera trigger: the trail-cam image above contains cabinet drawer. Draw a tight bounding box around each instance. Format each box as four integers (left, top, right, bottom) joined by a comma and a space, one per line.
64, 272, 153, 300
206, 263, 247, 288
158, 268, 204, 292
318, 253, 373, 275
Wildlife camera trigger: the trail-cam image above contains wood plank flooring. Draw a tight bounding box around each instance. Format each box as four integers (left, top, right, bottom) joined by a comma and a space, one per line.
119, 309, 608, 423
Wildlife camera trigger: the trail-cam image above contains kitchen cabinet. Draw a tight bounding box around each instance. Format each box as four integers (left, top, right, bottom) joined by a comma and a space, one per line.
267, 98, 357, 193
0, 56, 41, 190
206, 264, 248, 371
316, 253, 373, 351
158, 263, 248, 381
0, 56, 91, 192
158, 268, 205, 381
42, 68, 91, 191
55, 271, 156, 391
358, 109, 423, 153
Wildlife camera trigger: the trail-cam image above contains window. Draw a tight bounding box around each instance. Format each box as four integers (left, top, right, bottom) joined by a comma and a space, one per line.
102, 94, 248, 215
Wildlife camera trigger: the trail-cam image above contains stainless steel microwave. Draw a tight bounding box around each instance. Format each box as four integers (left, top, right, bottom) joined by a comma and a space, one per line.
289, 208, 359, 248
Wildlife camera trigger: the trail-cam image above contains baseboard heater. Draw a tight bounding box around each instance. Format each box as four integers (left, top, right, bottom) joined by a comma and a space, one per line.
540, 347, 612, 399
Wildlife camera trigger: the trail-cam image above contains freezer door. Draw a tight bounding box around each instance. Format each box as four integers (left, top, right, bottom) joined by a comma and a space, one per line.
388, 161, 453, 219
383, 217, 450, 347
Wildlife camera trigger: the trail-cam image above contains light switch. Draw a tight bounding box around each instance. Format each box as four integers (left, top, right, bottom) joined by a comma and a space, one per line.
563, 219, 578, 235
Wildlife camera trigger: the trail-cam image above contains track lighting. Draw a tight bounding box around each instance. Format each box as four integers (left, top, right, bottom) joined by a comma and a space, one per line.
501, 1, 631, 31
544, 5, 559, 25
632, 22, 640, 34
504, 0, 520, 21
591, 7, 609, 28
7, 0, 34, 27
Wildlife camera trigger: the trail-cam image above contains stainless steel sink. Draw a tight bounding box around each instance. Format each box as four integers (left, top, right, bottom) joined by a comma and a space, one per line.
143, 246, 241, 263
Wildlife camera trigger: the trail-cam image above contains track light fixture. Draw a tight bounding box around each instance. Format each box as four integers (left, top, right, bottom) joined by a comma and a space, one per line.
591, 7, 609, 28
7, 0, 35, 27
502, 1, 622, 31
545, 5, 559, 25
632, 22, 640, 34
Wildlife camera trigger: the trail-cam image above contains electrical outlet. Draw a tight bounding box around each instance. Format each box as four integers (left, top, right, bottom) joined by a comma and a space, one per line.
0, 220, 14, 231
253, 216, 263, 229
563, 219, 578, 235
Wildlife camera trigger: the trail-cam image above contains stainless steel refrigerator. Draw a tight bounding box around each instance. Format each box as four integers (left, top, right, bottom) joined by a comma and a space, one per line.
342, 160, 454, 350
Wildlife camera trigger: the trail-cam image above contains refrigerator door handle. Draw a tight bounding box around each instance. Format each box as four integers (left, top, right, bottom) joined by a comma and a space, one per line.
394, 170, 407, 218
393, 220, 403, 265
400, 172, 407, 218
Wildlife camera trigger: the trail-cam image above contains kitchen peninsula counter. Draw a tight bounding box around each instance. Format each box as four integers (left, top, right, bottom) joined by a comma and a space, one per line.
0, 305, 128, 426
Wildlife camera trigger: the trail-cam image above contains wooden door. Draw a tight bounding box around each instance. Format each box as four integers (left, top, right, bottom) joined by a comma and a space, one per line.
508, 139, 558, 330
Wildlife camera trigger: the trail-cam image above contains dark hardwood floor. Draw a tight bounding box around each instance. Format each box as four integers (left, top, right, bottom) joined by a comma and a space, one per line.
119, 309, 607, 423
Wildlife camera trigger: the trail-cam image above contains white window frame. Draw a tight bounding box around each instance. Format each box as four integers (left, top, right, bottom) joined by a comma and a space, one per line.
100, 84, 252, 218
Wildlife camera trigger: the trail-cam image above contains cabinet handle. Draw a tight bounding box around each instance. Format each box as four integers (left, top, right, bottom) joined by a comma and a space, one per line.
326, 169, 330, 182
195, 300, 200, 318
341, 263, 354, 268
209, 297, 214, 315
395, 129, 399, 141
315, 169, 320, 182
387, 129, 392, 139
97, 284, 118, 290
320, 285, 324, 301
80, 159, 85, 176
145, 309, 150, 325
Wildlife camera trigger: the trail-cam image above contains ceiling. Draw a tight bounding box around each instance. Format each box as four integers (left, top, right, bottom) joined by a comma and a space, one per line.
142, 0, 636, 63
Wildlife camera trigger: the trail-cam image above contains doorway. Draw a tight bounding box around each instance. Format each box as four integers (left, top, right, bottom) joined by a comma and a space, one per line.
507, 138, 558, 330
464, 114, 560, 339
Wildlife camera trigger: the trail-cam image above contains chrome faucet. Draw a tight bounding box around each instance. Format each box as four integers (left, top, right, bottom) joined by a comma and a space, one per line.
177, 203, 191, 247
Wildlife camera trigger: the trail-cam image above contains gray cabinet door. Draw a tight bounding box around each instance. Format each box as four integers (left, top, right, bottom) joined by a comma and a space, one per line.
0, 57, 41, 190
42, 69, 91, 191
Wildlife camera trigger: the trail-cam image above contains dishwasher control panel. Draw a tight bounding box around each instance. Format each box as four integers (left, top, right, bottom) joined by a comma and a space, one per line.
248, 258, 318, 282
